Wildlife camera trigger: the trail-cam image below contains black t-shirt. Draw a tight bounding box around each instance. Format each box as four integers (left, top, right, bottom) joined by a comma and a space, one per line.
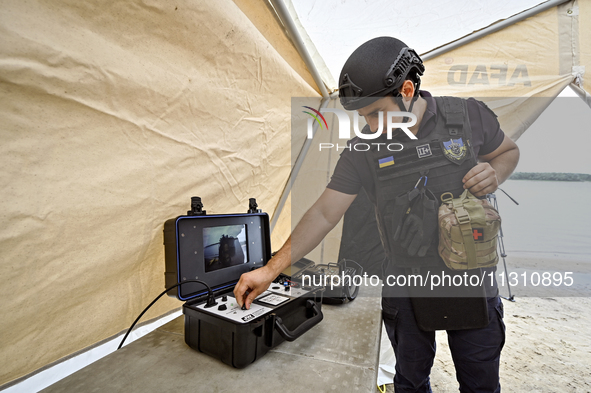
327, 91, 505, 202
327, 91, 505, 298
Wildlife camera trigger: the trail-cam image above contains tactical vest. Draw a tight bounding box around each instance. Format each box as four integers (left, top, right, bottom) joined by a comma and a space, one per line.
366, 97, 478, 268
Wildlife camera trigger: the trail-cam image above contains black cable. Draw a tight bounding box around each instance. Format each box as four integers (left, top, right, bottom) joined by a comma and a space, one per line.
498, 187, 519, 205
117, 280, 215, 350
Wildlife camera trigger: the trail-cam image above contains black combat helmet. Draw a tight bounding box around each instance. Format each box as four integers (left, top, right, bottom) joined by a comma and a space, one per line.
339, 37, 425, 111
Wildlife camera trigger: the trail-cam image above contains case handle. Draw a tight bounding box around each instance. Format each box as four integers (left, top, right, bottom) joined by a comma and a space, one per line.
273, 300, 323, 341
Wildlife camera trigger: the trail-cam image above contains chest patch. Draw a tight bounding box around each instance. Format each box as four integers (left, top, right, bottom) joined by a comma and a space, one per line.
441, 138, 467, 164
416, 144, 432, 158
378, 156, 395, 168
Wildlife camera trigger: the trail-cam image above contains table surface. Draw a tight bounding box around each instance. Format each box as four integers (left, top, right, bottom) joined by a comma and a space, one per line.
41, 285, 382, 393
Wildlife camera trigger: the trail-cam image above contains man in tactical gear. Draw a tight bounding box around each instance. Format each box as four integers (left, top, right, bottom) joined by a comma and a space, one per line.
235, 36, 519, 392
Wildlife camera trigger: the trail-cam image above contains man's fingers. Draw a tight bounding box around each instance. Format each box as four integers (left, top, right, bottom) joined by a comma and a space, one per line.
233, 268, 274, 310
463, 167, 489, 188
469, 180, 495, 196
233, 277, 250, 307
463, 163, 491, 183
244, 291, 259, 310
463, 163, 498, 196
466, 173, 497, 196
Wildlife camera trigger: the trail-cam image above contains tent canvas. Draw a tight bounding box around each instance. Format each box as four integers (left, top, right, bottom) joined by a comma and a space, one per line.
1, 0, 590, 389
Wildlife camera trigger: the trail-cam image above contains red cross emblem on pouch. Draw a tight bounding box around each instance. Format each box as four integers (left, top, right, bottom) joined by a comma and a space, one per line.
472, 228, 484, 241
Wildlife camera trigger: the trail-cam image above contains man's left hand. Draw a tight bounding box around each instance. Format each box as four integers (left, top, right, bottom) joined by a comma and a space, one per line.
462, 162, 498, 197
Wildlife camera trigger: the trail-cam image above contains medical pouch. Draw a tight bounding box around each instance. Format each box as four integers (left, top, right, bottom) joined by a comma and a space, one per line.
438, 189, 501, 270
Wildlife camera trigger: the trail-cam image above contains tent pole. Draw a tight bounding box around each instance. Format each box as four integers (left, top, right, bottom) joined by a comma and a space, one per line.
268, 0, 335, 233
270, 95, 336, 233
570, 83, 591, 109
269, 0, 329, 98
422, 0, 572, 61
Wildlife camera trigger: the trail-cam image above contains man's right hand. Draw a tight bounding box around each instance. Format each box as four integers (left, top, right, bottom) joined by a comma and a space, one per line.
233, 265, 277, 309
233, 188, 357, 309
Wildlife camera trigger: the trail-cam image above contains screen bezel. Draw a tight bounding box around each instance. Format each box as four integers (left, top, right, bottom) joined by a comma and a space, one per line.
174, 213, 270, 301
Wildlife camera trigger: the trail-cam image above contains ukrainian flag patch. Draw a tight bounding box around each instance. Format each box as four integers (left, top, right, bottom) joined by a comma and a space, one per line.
378, 156, 394, 168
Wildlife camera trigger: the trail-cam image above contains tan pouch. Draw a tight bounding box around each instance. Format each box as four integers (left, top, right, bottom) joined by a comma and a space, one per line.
438, 189, 501, 270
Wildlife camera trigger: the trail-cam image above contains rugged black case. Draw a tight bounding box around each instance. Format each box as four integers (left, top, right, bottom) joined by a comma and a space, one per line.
182, 290, 322, 368
163, 202, 323, 368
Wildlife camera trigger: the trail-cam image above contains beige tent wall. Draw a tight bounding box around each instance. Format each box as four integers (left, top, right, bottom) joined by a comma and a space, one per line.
289, 98, 344, 263
577, 0, 590, 94
230, 0, 328, 251
0, 0, 319, 386
568, 0, 591, 107
422, 4, 575, 140
231, 0, 320, 95
270, 97, 367, 264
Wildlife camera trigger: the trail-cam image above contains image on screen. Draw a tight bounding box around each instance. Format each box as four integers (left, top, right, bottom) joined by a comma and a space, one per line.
203, 225, 248, 273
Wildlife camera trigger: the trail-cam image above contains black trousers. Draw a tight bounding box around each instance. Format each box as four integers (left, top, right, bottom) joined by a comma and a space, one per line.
382, 296, 506, 393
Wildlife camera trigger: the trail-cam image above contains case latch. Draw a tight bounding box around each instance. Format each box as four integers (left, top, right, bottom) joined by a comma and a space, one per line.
187, 196, 207, 216
248, 198, 262, 213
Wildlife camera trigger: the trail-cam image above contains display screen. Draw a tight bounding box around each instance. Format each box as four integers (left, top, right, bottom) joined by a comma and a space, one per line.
203, 224, 248, 272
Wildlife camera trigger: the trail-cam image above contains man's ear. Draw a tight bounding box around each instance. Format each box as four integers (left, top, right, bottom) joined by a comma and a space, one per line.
399, 80, 415, 99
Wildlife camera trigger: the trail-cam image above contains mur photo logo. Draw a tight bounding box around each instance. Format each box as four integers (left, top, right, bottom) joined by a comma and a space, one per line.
302, 106, 417, 151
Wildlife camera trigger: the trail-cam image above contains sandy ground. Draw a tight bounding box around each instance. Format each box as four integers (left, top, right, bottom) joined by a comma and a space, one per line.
430, 297, 591, 392
378, 255, 591, 392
